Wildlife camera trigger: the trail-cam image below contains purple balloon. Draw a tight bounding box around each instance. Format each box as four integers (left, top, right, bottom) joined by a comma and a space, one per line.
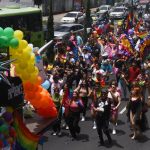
128, 29, 134, 35
2, 112, 13, 123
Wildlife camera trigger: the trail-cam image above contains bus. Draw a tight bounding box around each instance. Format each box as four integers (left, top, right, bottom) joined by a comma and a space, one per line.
0, 6, 44, 47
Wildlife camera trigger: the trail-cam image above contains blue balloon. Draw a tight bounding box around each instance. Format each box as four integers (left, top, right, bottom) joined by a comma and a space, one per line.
41, 80, 50, 90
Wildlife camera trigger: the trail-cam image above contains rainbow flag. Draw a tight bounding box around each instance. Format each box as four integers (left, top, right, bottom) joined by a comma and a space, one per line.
136, 31, 148, 39
14, 112, 40, 150
135, 19, 143, 32
125, 13, 132, 32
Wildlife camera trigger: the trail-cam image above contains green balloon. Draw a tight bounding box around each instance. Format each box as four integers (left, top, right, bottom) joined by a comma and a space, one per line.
0, 27, 4, 37
0, 36, 9, 47
10, 38, 19, 48
4, 27, 14, 38
0, 124, 8, 133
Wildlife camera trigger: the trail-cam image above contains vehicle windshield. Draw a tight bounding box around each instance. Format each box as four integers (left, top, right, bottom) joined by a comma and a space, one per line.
64, 13, 77, 17
113, 8, 124, 12
100, 7, 107, 10
55, 26, 70, 32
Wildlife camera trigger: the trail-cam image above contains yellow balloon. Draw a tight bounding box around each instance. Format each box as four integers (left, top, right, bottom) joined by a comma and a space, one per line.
14, 30, 24, 40
19, 62, 28, 69
27, 65, 35, 73
30, 53, 35, 61
18, 40, 28, 50
15, 66, 23, 75
34, 67, 39, 75
21, 71, 30, 81
22, 48, 31, 60
24, 46, 32, 53
9, 47, 16, 55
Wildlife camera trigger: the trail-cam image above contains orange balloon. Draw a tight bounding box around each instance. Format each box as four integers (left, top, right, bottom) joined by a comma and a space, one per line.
36, 76, 42, 85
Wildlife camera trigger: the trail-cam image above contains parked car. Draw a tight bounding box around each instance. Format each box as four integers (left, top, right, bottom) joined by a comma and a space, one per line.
54, 24, 89, 41
97, 5, 111, 14
60, 11, 85, 24
109, 7, 129, 19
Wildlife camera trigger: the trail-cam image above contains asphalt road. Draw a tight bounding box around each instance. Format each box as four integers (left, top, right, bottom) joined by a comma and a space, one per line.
38, 99, 150, 150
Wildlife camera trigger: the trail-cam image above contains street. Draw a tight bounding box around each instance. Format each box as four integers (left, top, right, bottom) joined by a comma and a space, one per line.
38, 100, 150, 150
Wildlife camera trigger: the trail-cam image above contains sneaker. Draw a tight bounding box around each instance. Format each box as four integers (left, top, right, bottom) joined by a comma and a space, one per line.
93, 125, 97, 129
112, 129, 116, 135
52, 132, 57, 136
81, 116, 85, 121
57, 132, 62, 136
66, 126, 69, 130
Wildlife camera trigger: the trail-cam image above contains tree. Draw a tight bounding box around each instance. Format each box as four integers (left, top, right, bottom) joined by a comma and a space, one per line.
47, 0, 54, 62
84, 0, 92, 42
34, 0, 42, 8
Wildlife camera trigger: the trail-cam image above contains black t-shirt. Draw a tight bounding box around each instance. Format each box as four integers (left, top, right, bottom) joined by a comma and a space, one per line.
0, 76, 24, 108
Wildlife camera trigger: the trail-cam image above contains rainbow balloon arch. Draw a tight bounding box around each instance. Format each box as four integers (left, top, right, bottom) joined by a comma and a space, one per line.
0, 27, 57, 118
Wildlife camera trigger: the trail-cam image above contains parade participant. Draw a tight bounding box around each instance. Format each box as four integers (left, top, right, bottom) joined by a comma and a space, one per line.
127, 61, 140, 91
66, 91, 84, 140
93, 89, 112, 145
108, 81, 121, 134
129, 87, 143, 139
52, 87, 62, 136
91, 82, 101, 129
75, 79, 92, 121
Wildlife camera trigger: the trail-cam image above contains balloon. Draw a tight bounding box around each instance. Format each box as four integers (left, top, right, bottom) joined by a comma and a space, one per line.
36, 76, 42, 85
10, 38, 19, 48
0, 27, 4, 36
128, 29, 134, 35
0, 124, 9, 135
0, 36, 9, 47
26, 91, 35, 99
19, 62, 28, 69
2, 112, 13, 124
4, 27, 14, 38
27, 65, 35, 73
18, 40, 28, 49
21, 72, 30, 81
42, 80, 50, 90
14, 30, 24, 40
22, 48, 31, 60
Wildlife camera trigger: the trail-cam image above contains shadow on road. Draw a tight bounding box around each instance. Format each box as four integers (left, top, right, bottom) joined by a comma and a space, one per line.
117, 119, 125, 126
136, 134, 150, 143
116, 129, 126, 136
104, 139, 124, 149
77, 133, 89, 142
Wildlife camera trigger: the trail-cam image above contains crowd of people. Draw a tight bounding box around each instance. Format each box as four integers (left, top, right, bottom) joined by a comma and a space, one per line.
43, 14, 150, 146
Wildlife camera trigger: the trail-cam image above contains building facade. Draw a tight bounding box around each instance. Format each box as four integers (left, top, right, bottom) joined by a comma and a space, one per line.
42, 0, 101, 16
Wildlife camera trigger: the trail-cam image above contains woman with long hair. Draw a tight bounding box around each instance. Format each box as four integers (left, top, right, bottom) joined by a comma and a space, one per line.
75, 79, 92, 121
66, 91, 84, 140
108, 81, 121, 135
129, 87, 143, 139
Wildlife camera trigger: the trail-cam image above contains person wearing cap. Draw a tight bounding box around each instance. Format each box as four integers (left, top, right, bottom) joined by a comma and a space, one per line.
93, 88, 112, 145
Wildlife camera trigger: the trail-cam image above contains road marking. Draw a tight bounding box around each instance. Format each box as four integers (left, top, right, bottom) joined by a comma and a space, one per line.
119, 107, 126, 114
